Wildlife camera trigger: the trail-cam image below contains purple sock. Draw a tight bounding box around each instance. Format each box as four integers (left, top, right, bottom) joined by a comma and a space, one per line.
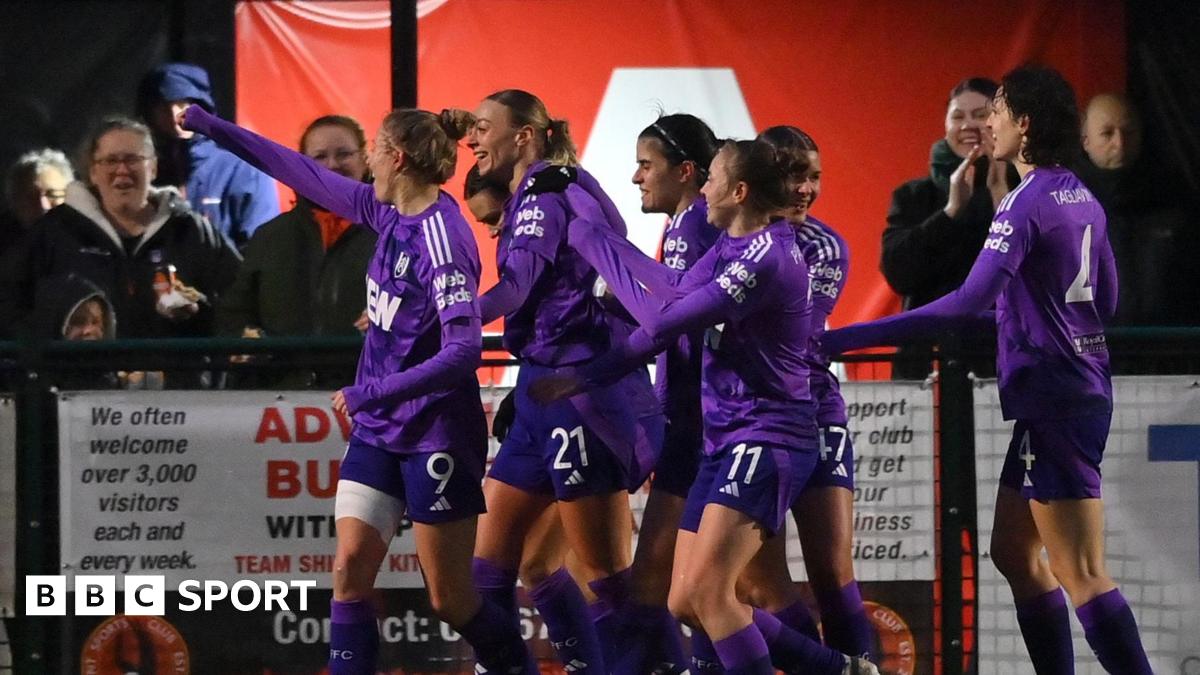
712, 623, 774, 675
753, 607, 845, 675
691, 628, 726, 673
815, 582, 874, 659
587, 568, 632, 671
473, 557, 518, 617
773, 600, 820, 643
457, 598, 539, 675
1075, 588, 1153, 675
608, 604, 688, 674
530, 568, 605, 674
329, 599, 378, 675
1014, 588, 1074, 674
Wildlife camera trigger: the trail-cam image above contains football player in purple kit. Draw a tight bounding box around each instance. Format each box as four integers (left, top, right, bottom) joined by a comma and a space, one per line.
535, 138, 878, 675
465, 89, 665, 675
179, 105, 536, 675
730, 126, 874, 665
621, 113, 722, 673
822, 65, 1152, 674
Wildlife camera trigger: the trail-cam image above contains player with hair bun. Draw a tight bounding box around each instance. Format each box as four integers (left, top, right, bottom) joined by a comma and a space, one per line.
728, 126, 874, 663
181, 104, 536, 675
466, 88, 665, 674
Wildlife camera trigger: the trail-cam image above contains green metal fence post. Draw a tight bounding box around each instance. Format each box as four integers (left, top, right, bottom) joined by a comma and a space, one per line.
937, 333, 979, 675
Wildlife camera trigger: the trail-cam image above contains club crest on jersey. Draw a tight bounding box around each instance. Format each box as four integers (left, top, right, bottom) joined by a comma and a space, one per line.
393, 251, 411, 279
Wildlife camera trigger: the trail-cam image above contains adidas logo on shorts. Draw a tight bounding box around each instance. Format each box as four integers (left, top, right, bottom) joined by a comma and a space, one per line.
718, 481, 741, 497
832, 463, 849, 478
564, 659, 589, 672
430, 496, 452, 512
565, 470, 586, 486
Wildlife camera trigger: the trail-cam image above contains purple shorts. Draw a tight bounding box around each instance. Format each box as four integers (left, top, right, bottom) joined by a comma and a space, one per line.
340, 438, 486, 524
679, 441, 819, 537
801, 425, 855, 492
998, 411, 1111, 501
488, 364, 664, 501
650, 417, 704, 499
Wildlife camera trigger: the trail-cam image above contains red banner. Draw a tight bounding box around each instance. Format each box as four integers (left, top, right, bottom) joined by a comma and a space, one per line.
235, 1, 392, 210
235, 0, 1125, 357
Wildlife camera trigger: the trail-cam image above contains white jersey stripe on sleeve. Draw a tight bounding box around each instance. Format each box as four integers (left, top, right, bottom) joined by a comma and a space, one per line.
999, 173, 1036, 213
434, 210, 454, 264
422, 217, 445, 267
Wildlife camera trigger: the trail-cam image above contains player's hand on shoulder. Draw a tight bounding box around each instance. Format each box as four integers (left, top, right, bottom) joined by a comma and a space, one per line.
525, 165, 578, 195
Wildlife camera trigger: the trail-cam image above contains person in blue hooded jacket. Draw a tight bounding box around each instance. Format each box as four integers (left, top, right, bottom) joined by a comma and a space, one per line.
137, 62, 279, 247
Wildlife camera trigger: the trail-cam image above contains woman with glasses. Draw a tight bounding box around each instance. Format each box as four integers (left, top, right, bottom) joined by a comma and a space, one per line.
216, 114, 378, 389
0, 116, 240, 343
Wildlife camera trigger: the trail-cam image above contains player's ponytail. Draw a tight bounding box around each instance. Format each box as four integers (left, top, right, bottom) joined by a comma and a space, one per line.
485, 89, 579, 167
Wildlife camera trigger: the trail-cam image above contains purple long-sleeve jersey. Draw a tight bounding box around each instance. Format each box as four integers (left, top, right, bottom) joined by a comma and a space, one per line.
184, 107, 486, 454
655, 197, 720, 433
824, 166, 1115, 420
566, 186, 817, 454
795, 216, 850, 427
482, 161, 611, 366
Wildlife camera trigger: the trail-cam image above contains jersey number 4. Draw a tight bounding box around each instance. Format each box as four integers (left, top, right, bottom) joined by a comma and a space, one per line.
1065, 224, 1094, 303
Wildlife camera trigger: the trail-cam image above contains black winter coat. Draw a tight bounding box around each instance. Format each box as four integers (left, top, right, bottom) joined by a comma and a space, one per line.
0, 183, 240, 340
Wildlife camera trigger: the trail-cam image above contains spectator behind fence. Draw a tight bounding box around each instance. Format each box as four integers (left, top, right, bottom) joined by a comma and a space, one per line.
217, 115, 377, 389
1075, 93, 1191, 326
30, 273, 163, 390
137, 62, 279, 247
0, 148, 73, 259
0, 116, 240, 347
881, 77, 1018, 379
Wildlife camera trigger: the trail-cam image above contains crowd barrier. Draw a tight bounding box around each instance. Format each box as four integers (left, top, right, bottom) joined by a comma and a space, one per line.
1, 329, 1196, 674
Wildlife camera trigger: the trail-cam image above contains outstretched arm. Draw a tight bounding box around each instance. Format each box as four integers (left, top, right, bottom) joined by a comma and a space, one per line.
565, 185, 681, 300
823, 254, 1009, 354
182, 106, 390, 231
580, 279, 737, 387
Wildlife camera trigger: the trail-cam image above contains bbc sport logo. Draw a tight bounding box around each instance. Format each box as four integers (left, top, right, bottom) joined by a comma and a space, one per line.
26, 575, 316, 615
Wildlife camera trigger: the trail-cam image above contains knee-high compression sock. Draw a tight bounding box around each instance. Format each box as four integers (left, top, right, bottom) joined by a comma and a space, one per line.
586, 568, 631, 671
329, 599, 378, 675
472, 557, 519, 618
753, 608, 846, 675
691, 628, 726, 673
608, 603, 688, 674
1014, 588, 1074, 674
713, 624, 774, 675
815, 582, 874, 659
772, 599, 820, 643
1075, 588, 1153, 675
530, 568, 605, 673
457, 598, 540, 675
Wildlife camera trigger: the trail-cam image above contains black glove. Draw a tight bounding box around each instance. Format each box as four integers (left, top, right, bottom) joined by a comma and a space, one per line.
491, 389, 517, 442
524, 165, 578, 195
